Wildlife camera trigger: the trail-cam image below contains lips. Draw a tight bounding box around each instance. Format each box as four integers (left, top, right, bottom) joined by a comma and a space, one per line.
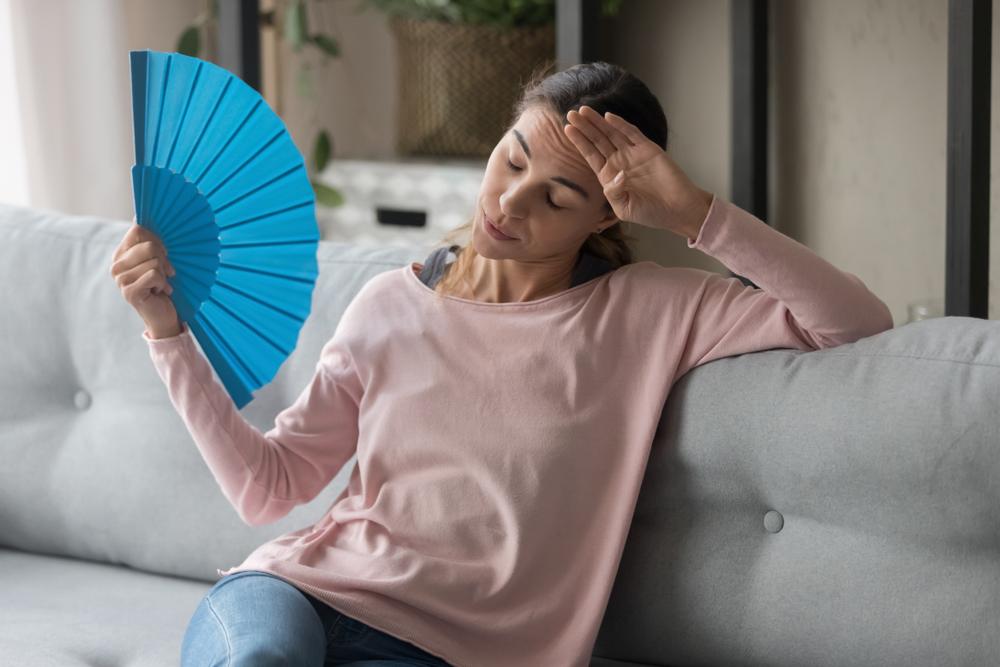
484, 212, 518, 239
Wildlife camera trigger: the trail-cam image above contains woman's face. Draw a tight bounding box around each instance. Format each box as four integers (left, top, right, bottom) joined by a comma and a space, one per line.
473, 106, 617, 261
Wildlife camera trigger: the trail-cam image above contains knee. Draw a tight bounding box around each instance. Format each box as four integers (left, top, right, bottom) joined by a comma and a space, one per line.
186, 572, 327, 666
180, 597, 228, 667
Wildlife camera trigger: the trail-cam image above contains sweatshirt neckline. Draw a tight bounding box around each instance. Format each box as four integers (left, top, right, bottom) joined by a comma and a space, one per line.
404, 261, 611, 309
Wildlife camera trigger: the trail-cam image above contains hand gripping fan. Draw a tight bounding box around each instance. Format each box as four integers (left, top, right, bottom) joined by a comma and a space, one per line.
129, 49, 319, 409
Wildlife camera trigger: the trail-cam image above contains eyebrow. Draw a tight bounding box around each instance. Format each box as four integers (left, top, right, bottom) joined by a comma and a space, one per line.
511, 129, 590, 201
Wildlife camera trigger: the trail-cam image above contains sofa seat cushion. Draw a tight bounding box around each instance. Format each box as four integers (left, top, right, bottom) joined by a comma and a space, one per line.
0, 548, 657, 667
0, 547, 209, 666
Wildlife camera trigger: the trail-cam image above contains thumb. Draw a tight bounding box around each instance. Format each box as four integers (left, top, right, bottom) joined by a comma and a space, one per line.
605, 170, 627, 202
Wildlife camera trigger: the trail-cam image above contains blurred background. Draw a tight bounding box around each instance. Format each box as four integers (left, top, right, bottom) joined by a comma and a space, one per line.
0, 0, 995, 325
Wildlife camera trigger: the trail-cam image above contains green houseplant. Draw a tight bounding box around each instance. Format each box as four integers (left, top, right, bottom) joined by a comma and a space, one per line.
176, 0, 344, 207
358, 0, 624, 25
356, 0, 625, 156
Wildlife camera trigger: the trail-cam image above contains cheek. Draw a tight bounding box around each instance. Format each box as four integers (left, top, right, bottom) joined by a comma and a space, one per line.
487, 149, 506, 172
481, 159, 504, 189
534, 214, 583, 242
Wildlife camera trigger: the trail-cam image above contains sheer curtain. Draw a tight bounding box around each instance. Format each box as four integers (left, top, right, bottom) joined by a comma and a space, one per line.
0, 0, 28, 206
1, 0, 133, 220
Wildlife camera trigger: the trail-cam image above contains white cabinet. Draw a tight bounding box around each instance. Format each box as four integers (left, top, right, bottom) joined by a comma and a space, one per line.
314, 158, 486, 249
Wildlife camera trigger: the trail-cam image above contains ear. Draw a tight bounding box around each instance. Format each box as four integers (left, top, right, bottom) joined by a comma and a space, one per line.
594, 207, 620, 233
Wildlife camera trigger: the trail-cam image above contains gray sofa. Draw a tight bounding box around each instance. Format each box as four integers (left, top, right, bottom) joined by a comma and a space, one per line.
1, 201, 997, 667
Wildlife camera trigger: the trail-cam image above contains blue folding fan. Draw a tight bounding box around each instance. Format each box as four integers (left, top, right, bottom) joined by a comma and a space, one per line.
129, 49, 319, 409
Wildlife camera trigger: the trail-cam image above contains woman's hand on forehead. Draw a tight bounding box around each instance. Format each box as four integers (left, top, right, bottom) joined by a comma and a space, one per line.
563, 105, 713, 241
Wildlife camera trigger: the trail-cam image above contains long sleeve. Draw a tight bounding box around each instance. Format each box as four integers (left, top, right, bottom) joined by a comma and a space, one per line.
672, 195, 894, 380
143, 321, 363, 527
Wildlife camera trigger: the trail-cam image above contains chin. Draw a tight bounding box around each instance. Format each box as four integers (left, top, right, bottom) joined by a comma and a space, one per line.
471, 224, 513, 259
471, 235, 503, 259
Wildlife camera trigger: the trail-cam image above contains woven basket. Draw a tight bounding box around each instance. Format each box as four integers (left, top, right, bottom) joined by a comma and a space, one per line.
389, 16, 555, 157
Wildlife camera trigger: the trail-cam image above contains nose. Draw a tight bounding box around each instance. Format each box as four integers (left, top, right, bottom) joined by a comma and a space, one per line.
498, 189, 529, 219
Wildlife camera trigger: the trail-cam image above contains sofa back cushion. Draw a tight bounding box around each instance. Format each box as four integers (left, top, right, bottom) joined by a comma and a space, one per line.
0, 203, 428, 581
593, 315, 1000, 665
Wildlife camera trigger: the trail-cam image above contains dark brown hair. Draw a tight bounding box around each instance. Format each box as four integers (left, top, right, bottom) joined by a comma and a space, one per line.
433, 60, 670, 297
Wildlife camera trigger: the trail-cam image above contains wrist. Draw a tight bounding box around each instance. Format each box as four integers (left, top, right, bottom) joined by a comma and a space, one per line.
683, 188, 713, 242
147, 319, 183, 340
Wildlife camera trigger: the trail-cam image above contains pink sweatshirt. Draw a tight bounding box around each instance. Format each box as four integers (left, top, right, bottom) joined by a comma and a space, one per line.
144, 195, 893, 667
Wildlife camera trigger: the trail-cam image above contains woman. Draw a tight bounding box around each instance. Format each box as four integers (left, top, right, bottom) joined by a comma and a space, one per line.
110, 61, 893, 667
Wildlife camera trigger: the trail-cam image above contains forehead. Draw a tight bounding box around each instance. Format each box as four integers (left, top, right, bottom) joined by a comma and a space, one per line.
506, 108, 595, 193
509, 107, 569, 151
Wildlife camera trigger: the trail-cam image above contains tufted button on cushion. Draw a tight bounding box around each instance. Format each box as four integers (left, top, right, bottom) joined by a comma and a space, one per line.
763, 510, 784, 533
73, 389, 91, 410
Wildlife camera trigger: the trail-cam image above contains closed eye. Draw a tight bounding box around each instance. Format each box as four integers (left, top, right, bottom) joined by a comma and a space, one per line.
505, 159, 563, 210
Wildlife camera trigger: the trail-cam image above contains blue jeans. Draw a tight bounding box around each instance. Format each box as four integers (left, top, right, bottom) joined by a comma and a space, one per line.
181, 569, 455, 666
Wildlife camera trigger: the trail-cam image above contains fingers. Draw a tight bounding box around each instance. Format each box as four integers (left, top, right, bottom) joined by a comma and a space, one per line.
110, 218, 170, 274
601, 111, 644, 146
566, 109, 615, 162
115, 255, 171, 289
564, 105, 640, 181
123, 266, 172, 306
111, 239, 174, 281
564, 122, 606, 176
112, 223, 142, 264
112, 221, 162, 263
568, 106, 633, 155
582, 106, 636, 149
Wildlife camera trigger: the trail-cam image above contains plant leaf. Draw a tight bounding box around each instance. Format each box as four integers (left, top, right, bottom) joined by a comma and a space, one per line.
355, 0, 624, 26
284, 0, 309, 52
297, 63, 313, 99
312, 181, 344, 207
312, 130, 332, 173
601, 0, 624, 17
311, 34, 341, 58
177, 26, 200, 57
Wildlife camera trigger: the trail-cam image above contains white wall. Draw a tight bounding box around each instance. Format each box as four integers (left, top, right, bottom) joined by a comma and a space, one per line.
607, 0, 997, 325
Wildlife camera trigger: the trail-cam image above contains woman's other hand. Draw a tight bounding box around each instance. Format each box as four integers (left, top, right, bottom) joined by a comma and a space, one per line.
109, 217, 181, 338
564, 105, 713, 241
